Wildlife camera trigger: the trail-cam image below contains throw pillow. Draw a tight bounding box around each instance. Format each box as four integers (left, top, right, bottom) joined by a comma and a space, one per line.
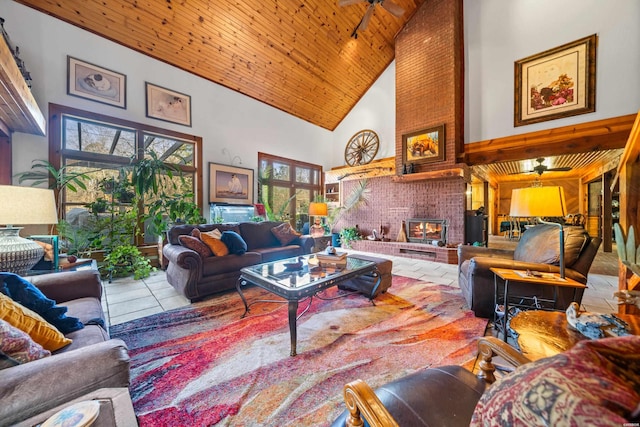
178, 235, 213, 258
202, 228, 223, 240
0, 318, 50, 366
221, 231, 248, 255
190, 227, 202, 239
513, 224, 589, 267
201, 232, 230, 256
271, 222, 302, 246
470, 336, 640, 426
0, 293, 72, 352
0, 273, 84, 334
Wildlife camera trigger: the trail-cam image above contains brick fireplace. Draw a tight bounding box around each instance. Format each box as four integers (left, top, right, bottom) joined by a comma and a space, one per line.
332, 0, 467, 258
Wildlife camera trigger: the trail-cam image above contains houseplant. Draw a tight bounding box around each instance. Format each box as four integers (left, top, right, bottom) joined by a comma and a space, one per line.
103, 243, 154, 280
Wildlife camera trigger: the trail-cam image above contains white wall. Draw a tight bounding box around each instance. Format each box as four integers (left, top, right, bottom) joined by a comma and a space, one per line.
464, 0, 640, 143
3, 1, 333, 199
331, 61, 397, 167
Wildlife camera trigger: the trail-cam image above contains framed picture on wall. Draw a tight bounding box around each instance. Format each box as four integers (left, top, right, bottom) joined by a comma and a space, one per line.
145, 82, 192, 127
402, 124, 445, 166
67, 56, 126, 109
209, 163, 254, 204
514, 34, 597, 127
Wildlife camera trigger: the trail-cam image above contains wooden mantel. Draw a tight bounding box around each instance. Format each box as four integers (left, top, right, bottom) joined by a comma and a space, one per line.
391, 168, 467, 182
0, 34, 45, 136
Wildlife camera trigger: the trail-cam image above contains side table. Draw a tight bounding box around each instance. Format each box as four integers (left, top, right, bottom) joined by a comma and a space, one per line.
490, 268, 587, 342
510, 310, 640, 361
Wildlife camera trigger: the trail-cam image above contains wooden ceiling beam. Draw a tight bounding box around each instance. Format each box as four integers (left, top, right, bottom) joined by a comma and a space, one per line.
462, 114, 637, 165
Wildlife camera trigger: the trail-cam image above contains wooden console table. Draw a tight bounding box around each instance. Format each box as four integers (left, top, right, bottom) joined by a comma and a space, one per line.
509, 310, 640, 361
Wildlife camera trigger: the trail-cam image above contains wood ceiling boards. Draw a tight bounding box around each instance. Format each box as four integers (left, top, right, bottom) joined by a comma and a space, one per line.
16, 0, 425, 130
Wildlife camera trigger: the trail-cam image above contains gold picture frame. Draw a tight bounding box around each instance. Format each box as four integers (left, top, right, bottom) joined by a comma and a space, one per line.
402, 124, 445, 166
208, 163, 254, 204
514, 34, 597, 127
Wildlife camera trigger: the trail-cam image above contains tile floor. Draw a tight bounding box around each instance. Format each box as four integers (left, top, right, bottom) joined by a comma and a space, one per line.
103, 246, 620, 327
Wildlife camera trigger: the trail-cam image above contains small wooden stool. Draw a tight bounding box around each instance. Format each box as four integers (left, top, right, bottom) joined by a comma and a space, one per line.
339, 254, 393, 300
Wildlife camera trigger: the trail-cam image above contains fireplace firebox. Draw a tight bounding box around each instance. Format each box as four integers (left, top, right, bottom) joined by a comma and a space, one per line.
405, 218, 447, 245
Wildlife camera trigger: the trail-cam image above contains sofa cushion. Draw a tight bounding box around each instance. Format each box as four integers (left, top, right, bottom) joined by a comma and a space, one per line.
201, 232, 230, 256
178, 235, 213, 258
0, 318, 50, 365
221, 231, 248, 255
0, 272, 84, 334
271, 222, 302, 245
471, 336, 640, 426
238, 221, 283, 250
0, 293, 72, 352
513, 224, 589, 267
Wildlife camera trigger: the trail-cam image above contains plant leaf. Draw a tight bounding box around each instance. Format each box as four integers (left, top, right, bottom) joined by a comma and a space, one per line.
613, 222, 627, 261
626, 225, 636, 266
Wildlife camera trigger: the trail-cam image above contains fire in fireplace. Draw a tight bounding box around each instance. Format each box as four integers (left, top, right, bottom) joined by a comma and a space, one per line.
405, 218, 448, 245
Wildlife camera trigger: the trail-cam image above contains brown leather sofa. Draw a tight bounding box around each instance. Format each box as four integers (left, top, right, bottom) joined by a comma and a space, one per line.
458, 224, 602, 318
163, 221, 315, 301
0, 270, 130, 425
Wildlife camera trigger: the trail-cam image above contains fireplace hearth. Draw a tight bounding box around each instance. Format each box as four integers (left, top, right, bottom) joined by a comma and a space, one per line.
405, 218, 447, 245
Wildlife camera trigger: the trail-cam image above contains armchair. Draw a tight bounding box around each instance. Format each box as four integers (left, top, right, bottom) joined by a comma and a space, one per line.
332, 336, 640, 426
458, 224, 601, 318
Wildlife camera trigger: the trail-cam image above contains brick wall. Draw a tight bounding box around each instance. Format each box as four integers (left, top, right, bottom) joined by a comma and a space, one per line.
334, 0, 467, 245
334, 175, 467, 244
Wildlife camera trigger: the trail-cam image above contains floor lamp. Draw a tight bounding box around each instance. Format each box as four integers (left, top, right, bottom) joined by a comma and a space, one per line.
509, 186, 568, 278
0, 186, 58, 275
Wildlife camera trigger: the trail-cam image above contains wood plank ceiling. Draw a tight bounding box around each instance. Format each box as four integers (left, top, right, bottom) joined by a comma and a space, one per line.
16, 0, 425, 130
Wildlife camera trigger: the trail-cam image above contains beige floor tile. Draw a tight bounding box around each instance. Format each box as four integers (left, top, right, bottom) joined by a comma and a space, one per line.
159, 295, 191, 311
109, 306, 165, 325
108, 296, 160, 318
106, 288, 154, 304
152, 286, 185, 300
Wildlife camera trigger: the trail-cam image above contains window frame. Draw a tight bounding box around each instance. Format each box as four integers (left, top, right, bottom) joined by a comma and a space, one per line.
48, 103, 203, 246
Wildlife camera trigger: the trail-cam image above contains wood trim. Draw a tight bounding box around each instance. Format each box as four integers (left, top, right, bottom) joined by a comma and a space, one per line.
461, 114, 636, 165
0, 33, 45, 135
0, 135, 11, 184
391, 168, 466, 182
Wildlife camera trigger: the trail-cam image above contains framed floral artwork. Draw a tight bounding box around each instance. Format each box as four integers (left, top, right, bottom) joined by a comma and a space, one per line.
402, 124, 445, 166
67, 56, 126, 109
514, 34, 597, 127
145, 82, 192, 127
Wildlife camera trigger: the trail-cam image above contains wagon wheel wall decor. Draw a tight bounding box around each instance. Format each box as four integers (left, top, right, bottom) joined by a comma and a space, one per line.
344, 129, 380, 166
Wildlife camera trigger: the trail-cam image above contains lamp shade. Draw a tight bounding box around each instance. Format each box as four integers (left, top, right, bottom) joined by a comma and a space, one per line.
0, 186, 59, 275
309, 202, 328, 217
0, 186, 58, 225
509, 186, 567, 218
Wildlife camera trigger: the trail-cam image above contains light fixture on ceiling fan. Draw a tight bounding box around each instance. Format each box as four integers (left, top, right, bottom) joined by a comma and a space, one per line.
511, 157, 572, 176
339, 0, 405, 39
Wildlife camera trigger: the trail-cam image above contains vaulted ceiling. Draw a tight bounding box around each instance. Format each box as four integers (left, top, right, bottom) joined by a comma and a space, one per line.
16, 0, 425, 131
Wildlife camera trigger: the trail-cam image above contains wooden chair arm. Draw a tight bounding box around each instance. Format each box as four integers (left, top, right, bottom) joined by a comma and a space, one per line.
343, 379, 399, 427
476, 336, 532, 384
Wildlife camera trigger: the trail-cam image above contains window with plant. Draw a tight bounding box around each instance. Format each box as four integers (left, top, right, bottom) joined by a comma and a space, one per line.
257, 152, 323, 231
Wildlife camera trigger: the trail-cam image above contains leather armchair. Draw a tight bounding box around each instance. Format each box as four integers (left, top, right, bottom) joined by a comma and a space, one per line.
331, 337, 530, 427
457, 224, 601, 318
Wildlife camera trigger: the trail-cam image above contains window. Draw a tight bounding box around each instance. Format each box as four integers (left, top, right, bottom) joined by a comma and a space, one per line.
49, 104, 202, 246
258, 152, 323, 231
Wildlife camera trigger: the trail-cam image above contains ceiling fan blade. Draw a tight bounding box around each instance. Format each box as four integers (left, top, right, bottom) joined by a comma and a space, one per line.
381, 0, 405, 17
360, 5, 375, 31
338, 0, 366, 7
546, 167, 572, 172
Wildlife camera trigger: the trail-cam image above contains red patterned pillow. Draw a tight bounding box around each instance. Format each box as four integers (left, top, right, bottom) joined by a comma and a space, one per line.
178, 235, 213, 258
471, 336, 640, 426
0, 318, 50, 367
271, 223, 302, 246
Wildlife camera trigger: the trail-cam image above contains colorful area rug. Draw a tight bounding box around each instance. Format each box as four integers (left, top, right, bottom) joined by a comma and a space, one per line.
110, 276, 488, 426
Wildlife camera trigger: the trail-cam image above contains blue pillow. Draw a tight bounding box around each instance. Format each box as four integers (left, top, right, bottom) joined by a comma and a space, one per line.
0, 273, 84, 334
221, 231, 247, 255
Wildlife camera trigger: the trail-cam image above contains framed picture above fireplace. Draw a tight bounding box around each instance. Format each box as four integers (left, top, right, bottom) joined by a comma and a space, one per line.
402, 124, 445, 165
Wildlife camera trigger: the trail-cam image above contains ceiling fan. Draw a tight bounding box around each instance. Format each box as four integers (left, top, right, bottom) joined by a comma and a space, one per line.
515, 158, 572, 176
339, 0, 405, 39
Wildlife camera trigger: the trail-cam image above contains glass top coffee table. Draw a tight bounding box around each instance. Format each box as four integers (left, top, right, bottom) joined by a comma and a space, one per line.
236, 255, 377, 356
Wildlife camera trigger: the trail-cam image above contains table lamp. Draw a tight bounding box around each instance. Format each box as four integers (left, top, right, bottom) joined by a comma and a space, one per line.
0, 185, 58, 275
309, 202, 328, 238
509, 186, 568, 278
